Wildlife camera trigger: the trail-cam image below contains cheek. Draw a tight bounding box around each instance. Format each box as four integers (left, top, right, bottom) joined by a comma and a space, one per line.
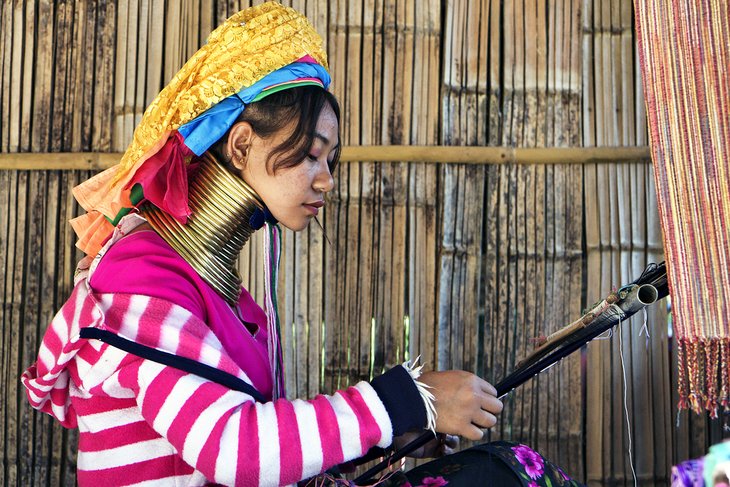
282, 170, 312, 196
265, 174, 305, 209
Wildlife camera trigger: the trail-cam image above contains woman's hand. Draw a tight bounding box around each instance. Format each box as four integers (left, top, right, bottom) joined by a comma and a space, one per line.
418, 370, 503, 441
393, 432, 459, 459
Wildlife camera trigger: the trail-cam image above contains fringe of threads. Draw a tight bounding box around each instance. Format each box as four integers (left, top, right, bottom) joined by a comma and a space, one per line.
721, 340, 729, 409
705, 340, 719, 416
678, 340, 688, 410
264, 223, 285, 400
677, 337, 730, 417
402, 357, 437, 433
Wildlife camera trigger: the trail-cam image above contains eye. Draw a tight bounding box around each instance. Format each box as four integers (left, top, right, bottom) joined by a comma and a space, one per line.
308, 153, 319, 162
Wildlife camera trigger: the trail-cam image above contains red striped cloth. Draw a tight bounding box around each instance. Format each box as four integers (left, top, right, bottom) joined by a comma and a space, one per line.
635, 0, 730, 415
22, 281, 394, 486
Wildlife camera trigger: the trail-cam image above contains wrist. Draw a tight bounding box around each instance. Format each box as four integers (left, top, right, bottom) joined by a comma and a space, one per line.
370, 365, 428, 436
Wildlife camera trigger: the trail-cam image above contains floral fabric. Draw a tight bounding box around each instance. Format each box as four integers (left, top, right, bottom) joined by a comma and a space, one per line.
374, 441, 584, 487
671, 458, 704, 487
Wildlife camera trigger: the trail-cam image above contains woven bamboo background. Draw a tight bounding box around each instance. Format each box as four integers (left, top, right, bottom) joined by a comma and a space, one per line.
1, 1, 727, 486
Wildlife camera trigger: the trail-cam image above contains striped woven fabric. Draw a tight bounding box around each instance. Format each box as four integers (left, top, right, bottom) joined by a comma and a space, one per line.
634, 0, 730, 416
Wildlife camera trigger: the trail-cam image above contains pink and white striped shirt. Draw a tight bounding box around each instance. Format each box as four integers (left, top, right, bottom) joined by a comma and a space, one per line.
22, 221, 427, 486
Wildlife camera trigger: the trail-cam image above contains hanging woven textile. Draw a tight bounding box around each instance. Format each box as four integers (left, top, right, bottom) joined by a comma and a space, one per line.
634, 0, 730, 416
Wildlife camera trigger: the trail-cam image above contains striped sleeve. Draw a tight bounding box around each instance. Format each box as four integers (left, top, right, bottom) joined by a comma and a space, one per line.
122, 357, 396, 486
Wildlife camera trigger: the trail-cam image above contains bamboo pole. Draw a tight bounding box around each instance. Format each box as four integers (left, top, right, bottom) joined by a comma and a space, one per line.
12, 2, 34, 483
344, 0, 361, 390
407, 0, 440, 393
19, 0, 34, 153
0, 3, 9, 153
360, 0, 381, 384
523, 0, 542, 454
0, 169, 11, 487
321, 0, 348, 395
388, 0, 408, 369
43, 6, 84, 482
375, 0, 396, 375
24, 172, 46, 484
93, 1, 115, 152
0, 146, 653, 170
609, 2, 631, 482
135, 1, 150, 131
61, 171, 81, 486
294, 220, 310, 397
460, 0, 484, 376
164, 1, 182, 85
71, 3, 93, 152
7, 170, 26, 486
32, 0, 53, 153
472, 0, 494, 427
566, 1, 585, 478
583, 1, 605, 484
306, 199, 323, 398
0, 152, 124, 170
41, 171, 62, 485
146, 0, 165, 108
51, 1, 70, 153
482, 0, 502, 395
436, 0, 458, 372
113, 0, 129, 152
544, 0, 559, 462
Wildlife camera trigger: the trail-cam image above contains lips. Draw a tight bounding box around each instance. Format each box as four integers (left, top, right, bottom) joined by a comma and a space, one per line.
303, 200, 324, 216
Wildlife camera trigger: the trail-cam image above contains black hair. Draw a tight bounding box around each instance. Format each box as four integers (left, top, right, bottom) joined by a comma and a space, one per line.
211, 85, 341, 173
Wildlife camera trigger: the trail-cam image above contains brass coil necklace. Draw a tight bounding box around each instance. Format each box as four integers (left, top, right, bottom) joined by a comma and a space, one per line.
141, 152, 270, 305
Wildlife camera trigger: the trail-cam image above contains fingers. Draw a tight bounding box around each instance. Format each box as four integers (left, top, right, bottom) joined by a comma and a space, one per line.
472, 392, 502, 433
480, 380, 498, 397
480, 393, 504, 415
423, 370, 505, 440
462, 424, 486, 441
471, 408, 498, 429
444, 434, 459, 449
432, 434, 459, 457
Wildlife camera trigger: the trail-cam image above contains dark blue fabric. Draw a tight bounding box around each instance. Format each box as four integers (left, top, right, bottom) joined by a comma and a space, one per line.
370, 366, 427, 436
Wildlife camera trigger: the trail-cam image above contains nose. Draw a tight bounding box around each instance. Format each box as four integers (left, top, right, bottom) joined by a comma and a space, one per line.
314, 160, 335, 193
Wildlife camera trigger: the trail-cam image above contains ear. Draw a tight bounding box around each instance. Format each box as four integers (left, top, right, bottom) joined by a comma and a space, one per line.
226, 121, 255, 172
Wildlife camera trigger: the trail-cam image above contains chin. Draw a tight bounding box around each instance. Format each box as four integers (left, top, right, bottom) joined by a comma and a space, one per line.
282, 219, 311, 232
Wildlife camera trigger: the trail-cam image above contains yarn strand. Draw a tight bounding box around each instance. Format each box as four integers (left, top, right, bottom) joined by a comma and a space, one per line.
264, 222, 285, 399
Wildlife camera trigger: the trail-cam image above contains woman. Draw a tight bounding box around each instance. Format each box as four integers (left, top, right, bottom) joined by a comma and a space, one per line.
22, 3, 580, 486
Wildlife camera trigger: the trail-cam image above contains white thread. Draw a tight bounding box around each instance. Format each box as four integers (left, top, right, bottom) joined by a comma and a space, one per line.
618, 319, 638, 487
403, 357, 437, 433
676, 408, 682, 428
594, 328, 614, 340
639, 307, 650, 338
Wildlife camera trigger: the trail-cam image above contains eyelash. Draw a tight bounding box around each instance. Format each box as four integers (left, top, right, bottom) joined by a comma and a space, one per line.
309, 152, 335, 169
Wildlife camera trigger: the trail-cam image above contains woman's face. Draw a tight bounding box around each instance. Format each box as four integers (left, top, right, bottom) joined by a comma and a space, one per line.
234, 103, 339, 231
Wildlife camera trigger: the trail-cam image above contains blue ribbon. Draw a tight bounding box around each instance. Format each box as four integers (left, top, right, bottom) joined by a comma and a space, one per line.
178, 63, 331, 156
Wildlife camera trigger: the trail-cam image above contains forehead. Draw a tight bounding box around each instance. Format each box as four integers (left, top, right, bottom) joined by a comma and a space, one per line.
314, 103, 339, 146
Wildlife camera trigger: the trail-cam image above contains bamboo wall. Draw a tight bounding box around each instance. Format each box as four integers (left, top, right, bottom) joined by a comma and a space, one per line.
1, 1, 727, 486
